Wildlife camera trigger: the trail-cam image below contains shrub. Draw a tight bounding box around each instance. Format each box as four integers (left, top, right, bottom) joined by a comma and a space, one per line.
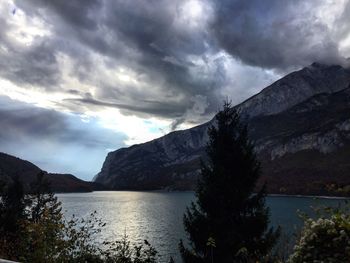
289, 206, 350, 263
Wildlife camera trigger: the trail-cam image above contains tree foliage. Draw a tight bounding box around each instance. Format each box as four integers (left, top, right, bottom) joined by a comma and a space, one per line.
288, 205, 350, 263
0, 172, 158, 263
0, 176, 28, 259
179, 102, 280, 262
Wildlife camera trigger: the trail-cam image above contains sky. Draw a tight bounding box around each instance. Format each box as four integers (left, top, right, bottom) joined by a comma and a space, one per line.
0, 0, 350, 180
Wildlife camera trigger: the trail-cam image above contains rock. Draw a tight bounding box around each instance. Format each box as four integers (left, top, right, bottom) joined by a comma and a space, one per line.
95, 63, 350, 195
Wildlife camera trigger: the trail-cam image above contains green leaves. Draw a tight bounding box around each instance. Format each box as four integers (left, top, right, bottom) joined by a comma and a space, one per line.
206, 237, 216, 248
289, 205, 350, 263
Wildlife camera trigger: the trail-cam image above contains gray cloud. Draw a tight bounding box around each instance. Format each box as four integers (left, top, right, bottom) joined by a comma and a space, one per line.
3, 0, 350, 128
11, 0, 222, 127
0, 107, 65, 141
64, 97, 185, 119
0, 7, 61, 89
0, 96, 125, 148
335, 1, 350, 36
0, 41, 61, 88
211, 0, 346, 70
16, 0, 102, 30
0, 95, 127, 179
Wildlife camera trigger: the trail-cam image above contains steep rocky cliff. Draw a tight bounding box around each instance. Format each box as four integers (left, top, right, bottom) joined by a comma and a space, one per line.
95, 63, 350, 195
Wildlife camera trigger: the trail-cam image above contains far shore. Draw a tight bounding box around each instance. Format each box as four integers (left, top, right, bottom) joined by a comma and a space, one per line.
56, 190, 350, 200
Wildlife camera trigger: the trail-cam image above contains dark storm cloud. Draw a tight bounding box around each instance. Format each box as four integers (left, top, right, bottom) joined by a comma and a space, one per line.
84, 0, 221, 123
11, 0, 222, 127
0, 106, 65, 141
65, 96, 185, 118
101, 0, 210, 57
4, 0, 350, 128
211, 0, 345, 70
0, 10, 61, 88
15, 0, 102, 31
0, 96, 125, 148
0, 41, 61, 88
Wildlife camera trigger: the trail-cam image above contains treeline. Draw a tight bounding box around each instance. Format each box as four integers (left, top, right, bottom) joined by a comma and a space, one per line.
1, 102, 350, 262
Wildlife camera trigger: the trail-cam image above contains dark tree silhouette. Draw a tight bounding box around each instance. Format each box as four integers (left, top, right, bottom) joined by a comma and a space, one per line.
0, 176, 27, 259
0, 176, 26, 230
179, 102, 280, 262
29, 171, 62, 223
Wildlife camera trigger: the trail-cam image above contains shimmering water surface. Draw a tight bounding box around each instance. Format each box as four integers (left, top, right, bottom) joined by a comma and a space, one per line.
57, 191, 346, 262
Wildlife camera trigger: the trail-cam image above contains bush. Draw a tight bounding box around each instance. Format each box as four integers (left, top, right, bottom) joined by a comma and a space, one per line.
289, 206, 350, 263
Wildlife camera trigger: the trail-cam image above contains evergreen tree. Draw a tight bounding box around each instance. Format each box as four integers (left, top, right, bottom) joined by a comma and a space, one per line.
0, 176, 27, 232
23, 172, 65, 262
179, 102, 280, 262
0, 176, 28, 259
29, 171, 62, 223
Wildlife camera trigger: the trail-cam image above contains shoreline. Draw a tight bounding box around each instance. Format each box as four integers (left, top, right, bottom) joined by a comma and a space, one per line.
57, 190, 350, 200
267, 193, 350, 200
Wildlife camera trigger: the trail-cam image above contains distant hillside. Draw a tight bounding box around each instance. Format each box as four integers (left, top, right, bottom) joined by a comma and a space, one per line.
0, 152, 105, 193
95, 63, 350, 196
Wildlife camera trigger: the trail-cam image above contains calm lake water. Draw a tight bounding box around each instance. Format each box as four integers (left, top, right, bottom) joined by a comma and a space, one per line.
57, 191, 347, 262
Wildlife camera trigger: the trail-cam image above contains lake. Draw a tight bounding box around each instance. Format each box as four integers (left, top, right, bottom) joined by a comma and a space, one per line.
57, 191, 347, 262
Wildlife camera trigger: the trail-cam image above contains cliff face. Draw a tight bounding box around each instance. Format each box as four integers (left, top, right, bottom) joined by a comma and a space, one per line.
239, 63, 350, 118
250, 88, 350, 195
95, 63, 350, 195
94, 122, 210, 190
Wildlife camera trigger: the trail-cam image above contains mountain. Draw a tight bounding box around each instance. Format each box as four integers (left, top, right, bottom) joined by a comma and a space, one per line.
95, 63, 350, 196
0, 152, 104, 193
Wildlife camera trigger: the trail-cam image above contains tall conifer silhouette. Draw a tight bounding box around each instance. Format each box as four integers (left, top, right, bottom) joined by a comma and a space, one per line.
180, 102, 279, 262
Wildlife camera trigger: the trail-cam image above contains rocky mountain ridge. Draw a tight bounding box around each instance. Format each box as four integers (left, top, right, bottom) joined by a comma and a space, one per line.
95, 63, 350, 195
239, 63, 350, 118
